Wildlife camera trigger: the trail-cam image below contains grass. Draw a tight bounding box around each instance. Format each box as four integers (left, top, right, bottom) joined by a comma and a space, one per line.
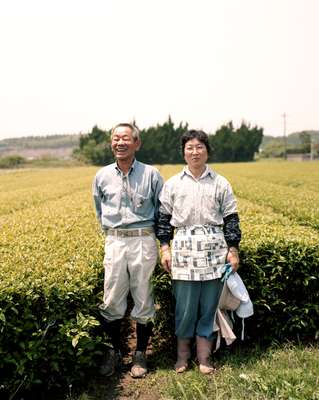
160, 344, 319, 400
69, 343, 319, 400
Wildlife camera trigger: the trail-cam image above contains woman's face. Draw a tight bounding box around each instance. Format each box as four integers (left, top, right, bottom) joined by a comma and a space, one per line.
184, 138, 208, 170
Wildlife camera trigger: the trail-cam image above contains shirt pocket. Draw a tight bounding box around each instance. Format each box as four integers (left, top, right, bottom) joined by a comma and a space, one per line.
202, 188, 220, 219
132, 192, 149, 215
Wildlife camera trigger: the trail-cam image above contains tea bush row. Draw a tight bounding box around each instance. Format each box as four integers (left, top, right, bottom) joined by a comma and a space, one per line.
232, 177, 319, 230
0, 189, 107, 396
0, 167, 96, 216
214, 160, 319, 193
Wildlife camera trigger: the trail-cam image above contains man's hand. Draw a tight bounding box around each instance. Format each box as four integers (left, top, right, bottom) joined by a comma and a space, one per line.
226, 247, 240, 272
160, 245, 172, 274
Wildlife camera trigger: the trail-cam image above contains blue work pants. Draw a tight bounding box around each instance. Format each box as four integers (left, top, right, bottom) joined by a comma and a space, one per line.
172, 279, 222, 341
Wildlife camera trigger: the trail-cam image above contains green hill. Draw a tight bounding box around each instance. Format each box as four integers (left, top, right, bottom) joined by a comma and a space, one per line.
0, 134, 81, 160
0, 134, 80, 150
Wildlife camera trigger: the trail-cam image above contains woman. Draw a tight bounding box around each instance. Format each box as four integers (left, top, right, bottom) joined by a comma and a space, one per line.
156, 130, 241, 374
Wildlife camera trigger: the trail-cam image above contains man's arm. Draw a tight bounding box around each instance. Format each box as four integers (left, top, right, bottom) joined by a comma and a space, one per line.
92, 175, 103, 228
152, 170, 164, 220
155, 181, 174, 273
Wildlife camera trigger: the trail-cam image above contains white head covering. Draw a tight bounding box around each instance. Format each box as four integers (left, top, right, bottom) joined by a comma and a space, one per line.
226, 271, 254, 340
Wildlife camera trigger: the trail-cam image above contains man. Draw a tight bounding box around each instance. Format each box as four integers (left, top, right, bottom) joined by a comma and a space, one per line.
92, 123, 163, 378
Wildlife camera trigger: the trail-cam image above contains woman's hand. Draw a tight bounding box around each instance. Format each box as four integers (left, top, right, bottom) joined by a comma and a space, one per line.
226, 247, 240, 272
160, 245, 172, 273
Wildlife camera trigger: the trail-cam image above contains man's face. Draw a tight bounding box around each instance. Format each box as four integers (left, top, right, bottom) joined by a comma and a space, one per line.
184, 138, 208, 170
111, 126, 140, 162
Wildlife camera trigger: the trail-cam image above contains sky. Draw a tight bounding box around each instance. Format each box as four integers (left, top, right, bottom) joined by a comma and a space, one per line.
0, 0, 318, 139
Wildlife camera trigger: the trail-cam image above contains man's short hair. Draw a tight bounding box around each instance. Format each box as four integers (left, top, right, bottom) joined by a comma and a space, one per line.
181, 130, 211, 154
111, 123, 140, 141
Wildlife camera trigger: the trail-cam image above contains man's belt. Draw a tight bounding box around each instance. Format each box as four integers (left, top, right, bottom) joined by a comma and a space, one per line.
106, 227, 154, 237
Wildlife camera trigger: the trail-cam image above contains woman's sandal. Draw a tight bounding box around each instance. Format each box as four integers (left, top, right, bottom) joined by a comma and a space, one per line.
175, 360, 188, 373
199, 364, 217, 374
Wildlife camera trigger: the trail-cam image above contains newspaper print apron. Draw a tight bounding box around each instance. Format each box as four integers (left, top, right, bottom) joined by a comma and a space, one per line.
171, 225, 228, 281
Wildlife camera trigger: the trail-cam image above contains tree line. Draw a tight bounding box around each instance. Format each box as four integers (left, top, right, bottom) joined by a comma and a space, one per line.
74, 117, 263, 165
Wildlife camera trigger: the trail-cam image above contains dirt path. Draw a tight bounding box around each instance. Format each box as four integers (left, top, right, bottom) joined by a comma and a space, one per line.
106, 356, 161, 400
89, 323, 163, 400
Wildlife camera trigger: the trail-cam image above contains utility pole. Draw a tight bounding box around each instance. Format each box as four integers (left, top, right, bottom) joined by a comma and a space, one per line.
282, 113, 287, 160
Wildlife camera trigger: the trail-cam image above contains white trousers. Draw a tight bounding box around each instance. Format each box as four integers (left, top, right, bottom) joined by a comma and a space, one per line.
99, 233, 158, 324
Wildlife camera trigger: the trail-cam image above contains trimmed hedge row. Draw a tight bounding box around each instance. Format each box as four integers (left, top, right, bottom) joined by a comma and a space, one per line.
0, 188, 107, 396
235, 199, 319, 341
0, 273, 105, 394
213, 160, 319, 193
0, 167, 95, 216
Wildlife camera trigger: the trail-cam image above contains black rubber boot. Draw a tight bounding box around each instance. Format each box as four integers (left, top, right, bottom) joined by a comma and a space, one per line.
136, 321, 153, 352
100, 318, 123, 376
101, 318, 122, 351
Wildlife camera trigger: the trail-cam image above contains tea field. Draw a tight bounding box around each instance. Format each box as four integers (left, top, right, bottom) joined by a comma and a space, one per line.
0, 161, 318, 399
1, 162, 318, 292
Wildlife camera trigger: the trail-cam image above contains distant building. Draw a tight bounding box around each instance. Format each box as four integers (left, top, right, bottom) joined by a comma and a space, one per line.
286, 153, 318, 161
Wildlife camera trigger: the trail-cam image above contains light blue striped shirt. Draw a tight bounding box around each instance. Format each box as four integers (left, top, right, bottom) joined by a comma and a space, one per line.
92, 160, 163, 230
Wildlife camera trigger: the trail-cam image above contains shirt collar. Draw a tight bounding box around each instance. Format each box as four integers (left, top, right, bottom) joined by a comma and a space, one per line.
115, 159, 137, 175
182, 165, 215, 180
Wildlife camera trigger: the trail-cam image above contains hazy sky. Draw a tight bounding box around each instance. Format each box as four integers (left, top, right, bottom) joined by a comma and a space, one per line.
1, 0, 318, 139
